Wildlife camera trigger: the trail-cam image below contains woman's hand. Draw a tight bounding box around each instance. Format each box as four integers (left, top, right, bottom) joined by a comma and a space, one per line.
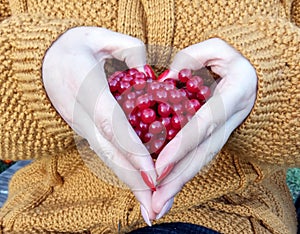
42, 27, 157, 222
152, 38, 258, 219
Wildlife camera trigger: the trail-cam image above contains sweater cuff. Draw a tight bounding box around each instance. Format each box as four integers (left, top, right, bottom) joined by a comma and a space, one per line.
0, 14, 85, 160
203, 16, 300, 166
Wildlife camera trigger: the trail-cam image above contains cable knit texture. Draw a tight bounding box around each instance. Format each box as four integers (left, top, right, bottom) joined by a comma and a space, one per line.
0, 0, 299, 233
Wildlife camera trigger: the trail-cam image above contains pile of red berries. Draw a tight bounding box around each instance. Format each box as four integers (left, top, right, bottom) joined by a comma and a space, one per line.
108, 65, 211, 159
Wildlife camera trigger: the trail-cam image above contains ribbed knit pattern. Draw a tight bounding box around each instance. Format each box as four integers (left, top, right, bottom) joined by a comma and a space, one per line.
0, 0, 9, 21
293, 0, 300, 26
117, 0, 146, 42
0, 0, 299, 233
0, 14, 84, 161
205, 17, 300, 166
141, 0, 175, 71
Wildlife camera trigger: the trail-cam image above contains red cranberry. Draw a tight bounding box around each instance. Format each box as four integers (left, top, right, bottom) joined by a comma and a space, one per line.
134, 72, 146, 80
127, 68, 139, 76
108, 79, 119, 93
147, 82, 161, 93
160, 117, 172, 130
141, 108, 156, 124
172, 103, 185, 115
168, 89, 182, 104
136, 94, 152, 110
163, 78, 177, 87
157, 103, 172, 117
186, 78, 200, 93
107, 65, 212, 160
149, 121, 164, 134
132, 78, 147, 90
118, 80, 131, 93
167, 128, 178, 140
150, 138, 165, 155
184, 99, 201, 114
138, 121, 149, 133
197, 86, 211, 101
192, 75, 204, 87
178, 68, 192, 83
125, 91, 137, 101
122, 99, 135, 115
171, 115, 187, 129
128, 113, 139, 127
142, 132, 154, 143
122, 74, 134, 83
154, 89, 168, 103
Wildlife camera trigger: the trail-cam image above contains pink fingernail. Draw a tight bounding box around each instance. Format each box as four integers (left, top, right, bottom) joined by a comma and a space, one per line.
156, 197, 174, 220
156, 163, 175, 183
140, 171, 156, 191
140, 204, 152, 226
144, 64, 156, 79
157, 69, 170, 81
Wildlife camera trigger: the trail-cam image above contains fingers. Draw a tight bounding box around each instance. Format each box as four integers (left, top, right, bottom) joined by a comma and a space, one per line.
43, 26, 156, 185
134, 190, 157, 222
155, 86, 240, 174
72, 67, 157, 188
73, 102, 157, 220
155, 38, 257, 180
152, 96, 257, 216
152, 110, 240, 214
94, 89, 156, 173
43, 27, 156, 223
52, 26, 154, 169
73, 99, 155, 189
71, 100, 157, 222
68, 27, 147, 69
71, 59, 156, 177
169, 38, 240, 76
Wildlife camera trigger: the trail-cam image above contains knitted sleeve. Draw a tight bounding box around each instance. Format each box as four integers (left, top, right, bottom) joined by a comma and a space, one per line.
205, 16, 300, 166
0, 12, 85, 161
292, 0, 300, 26
0, 0, 10, 21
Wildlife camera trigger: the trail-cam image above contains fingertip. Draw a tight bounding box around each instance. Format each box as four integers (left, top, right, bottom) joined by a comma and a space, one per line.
152, 189, 175, 214
124, 43, 147, 69
155, 197, 174, 220
169, 50, 197, 72
140, 204, 152, 226
135, 64, 146, 73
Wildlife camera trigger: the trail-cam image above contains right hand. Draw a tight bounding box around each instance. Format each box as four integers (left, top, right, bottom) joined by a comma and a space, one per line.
42, 27, 157, 223
152, 38, 257, 219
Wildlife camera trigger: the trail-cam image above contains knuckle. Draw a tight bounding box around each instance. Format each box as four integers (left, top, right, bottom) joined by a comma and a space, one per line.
124, 152, 136, 164
97, 118, 113, 141
206, 123, 217, 138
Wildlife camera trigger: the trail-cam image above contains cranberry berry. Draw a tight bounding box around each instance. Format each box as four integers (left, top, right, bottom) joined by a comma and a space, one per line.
107, 65, 211, 159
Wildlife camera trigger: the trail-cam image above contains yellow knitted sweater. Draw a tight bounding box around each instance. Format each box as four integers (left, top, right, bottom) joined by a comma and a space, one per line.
0, 0, 299, 233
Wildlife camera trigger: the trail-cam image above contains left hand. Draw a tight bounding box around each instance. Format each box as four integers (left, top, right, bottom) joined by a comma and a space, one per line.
42, 27, 157, 222
152, 38, 258, 219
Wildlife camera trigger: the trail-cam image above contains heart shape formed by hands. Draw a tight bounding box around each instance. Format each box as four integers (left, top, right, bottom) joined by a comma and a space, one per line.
108, 65, 211, 160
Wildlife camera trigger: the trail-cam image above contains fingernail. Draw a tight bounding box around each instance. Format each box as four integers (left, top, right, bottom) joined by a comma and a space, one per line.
157, 69, 170, 81
140, 204, 152, 226
144, 64, 156, 79
140, 171, 156, 191
156, 197, 174, 220
156, 163, 175, 183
